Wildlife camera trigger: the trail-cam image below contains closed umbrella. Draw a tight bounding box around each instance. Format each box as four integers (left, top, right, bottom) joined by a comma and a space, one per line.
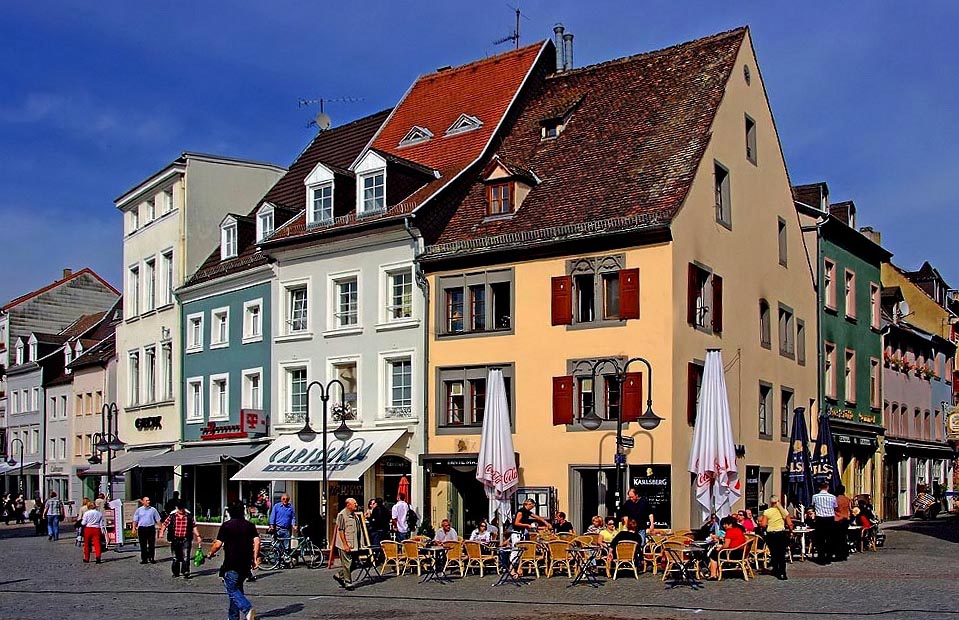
397, 475, 410, 502
688, 349, 742, 522
785, 407, 814, 509
475, 369, 518, 526
811, 412, 840, 493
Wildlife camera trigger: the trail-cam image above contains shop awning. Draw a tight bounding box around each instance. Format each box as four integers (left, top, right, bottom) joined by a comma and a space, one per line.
231, 429, 405, 482
0, 461, 41, 475
137, 444, 265, 468
81, 448, 170, 477
883, 439, 955, 455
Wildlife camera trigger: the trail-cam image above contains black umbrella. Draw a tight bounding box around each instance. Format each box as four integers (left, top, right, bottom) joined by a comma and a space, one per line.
785, 407, 814, 508
811, 410, 841, 494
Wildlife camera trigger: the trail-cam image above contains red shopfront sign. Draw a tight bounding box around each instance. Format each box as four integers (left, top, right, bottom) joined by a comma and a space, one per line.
200, 410, 268, 441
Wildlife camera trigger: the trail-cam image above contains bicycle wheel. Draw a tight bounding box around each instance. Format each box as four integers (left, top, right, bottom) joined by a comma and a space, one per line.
301, 540, 321, 568
260, 544, 283, 570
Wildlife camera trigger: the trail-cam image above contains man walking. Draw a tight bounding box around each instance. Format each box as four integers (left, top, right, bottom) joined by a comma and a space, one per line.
333, 498, 360, 591
207, 503, 259, 620
268, 494, 296, 555
131, 497, 162, 564
391, 492, 410, 542
160, 502, 203, 578
41, 491, 65, 541
758, 495, 793, 580
811, 482, 838, 564
79, 502, 105, 563
834, 484, 852, 561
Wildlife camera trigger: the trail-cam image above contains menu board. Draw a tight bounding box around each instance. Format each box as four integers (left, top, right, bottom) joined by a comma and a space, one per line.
745, 465, 760, 512
628, 464, 672, 528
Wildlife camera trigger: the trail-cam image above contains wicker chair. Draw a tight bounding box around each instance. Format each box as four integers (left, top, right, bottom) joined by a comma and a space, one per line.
642, 536, 665, 574
546, 540, 573, 578
462, 540, 498, 577
661, 539, 700, 582
717, 538, 755, 581
401, 540, 430, 576
380, 540, 405, 576
611, 540, 640, 580
746, 533, 769, 571
515, 541, 541, 578
557, 532, 575, 541
443, 541, 466, 577
574, 535, 597, 547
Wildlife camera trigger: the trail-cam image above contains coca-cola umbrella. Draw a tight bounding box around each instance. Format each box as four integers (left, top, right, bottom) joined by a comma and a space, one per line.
475, 368, 518, 526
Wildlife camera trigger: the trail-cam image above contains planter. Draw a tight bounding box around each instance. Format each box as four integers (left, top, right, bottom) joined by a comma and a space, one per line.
196, 521, 271, 542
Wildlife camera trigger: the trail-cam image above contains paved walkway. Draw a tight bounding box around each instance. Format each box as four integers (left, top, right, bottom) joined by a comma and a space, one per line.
0, 516, 957, 619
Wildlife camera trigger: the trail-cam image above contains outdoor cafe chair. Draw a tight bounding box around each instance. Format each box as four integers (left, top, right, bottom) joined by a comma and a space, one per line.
611, 540, 640, 580
642, 537, 665, 574
573, 535, 597, 547
745, 533, 769, 571
443, 541, 466, 577
545, 540, 573, 578
557, 532, 575, 541
380, 540, 405, 576
515, 541, 541, 578
717, 538, 755, 581
463, 540, 498, 577
661, 539, 701, 582
401, 540, 430, 576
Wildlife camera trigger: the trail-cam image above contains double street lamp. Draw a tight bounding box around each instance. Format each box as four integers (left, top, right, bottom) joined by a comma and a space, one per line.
86, 403, 125, 499
297, 379, 354, 544
580, 357, 661, 515
6, 437, 25, 493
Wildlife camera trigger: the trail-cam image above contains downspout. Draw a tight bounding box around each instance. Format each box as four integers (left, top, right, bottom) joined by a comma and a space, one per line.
404, 217, 429, 515
801, 213, 827, 432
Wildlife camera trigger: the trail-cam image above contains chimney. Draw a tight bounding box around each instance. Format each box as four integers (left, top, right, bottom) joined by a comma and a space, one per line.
553, 24, 565, 72
62, 268, 73, 279
860, 226, 882, 246
563, 32, 574, 70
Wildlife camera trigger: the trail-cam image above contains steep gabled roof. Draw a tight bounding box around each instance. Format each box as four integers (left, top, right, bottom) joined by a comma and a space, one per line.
266, 42, 548, 246
68, 333, 117, 370
423, 28, 747, 259
2, 268, 118, 311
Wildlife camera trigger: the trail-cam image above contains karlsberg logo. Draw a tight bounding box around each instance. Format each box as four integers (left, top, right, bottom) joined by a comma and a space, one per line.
265, 437, 374, 473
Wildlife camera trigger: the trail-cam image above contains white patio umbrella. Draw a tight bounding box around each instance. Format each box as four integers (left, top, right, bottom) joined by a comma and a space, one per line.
475, 368, 518, 526
688, 349, 742, 522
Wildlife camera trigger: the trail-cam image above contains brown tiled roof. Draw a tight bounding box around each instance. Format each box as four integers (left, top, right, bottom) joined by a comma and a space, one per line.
59, 312, 107, 339
423, 28, 748, 257
187, 110, 391, 285
267, 42, 548, 246
2, 268, 118, 310
791, 182, 828, 210
68, 333, 116, 370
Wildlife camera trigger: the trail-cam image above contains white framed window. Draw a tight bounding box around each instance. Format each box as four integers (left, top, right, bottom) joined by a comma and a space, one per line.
32, 387, 40, 410
824, 259, 836, 309
385, 266, 414, 322
256, 204, 274, 242
309, 183, 333, 224
161, 343, 173, 400
844, 269, 856, 319
330, 272, 360, 330
209, 373, 230, 421
29, 338, 38, 362
221, 221, 238, 260
58, 437, 66, 460
186, 313, 204, 352
129, 207, 139, 233
844, 349, 856, 403
49, 396, 57, 419
870, 282, 880, 330
144, 257, 156, 312
329, 356, 360, 421
243, 299, 263, 343
278, 361, 310, 426
144, 346, 156, 403
15, 341, 24, 366
160, 250, 174, 306
211, 307, 230, 348
280, 279, 311, 337
61, 395, 67, 418
146, 197, 156, 222
242, 368, 263, 410
186, 377, 204, 423
380, 350, 415, 420
825, 342, 837, 400
128, 350, 140, 406
128, 265, 140, 317
360, 172, 385, 214
12, 390, 20, 413
162, 188, 174, 214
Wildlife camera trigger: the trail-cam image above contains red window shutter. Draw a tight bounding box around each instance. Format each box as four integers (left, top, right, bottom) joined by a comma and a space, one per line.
687, 264, 698, 325
712, 274, 724, 333
551, 275, 573, 325
619, 268, 640, 320
621, 372, 644, 423
687, 363, 699, 426
552, 376, 574, 426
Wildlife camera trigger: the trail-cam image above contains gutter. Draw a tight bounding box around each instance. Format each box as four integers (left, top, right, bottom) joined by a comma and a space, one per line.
800, 207, 828, 427
404, 217, 430, 510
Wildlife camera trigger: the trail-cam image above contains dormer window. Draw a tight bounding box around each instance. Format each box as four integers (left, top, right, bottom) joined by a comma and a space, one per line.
15, 341, 24, 365
446, 114, 483, 136
256, 204, 275, 242
399, 125, 433, 147
65, 346, 73, 368
28, 337, 38, 362
309, 183, 333, 224
220, 218, 238, 260
488, 183, 512, 216
353, 151, 387, 216
541, 119, 563, 139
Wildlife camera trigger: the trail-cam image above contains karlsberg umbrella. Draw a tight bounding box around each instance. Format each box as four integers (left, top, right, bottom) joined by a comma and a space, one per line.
688, 349, 742, 522
785, 406, 814, 509
811, 411, 841, 494
475, 368, 518, 525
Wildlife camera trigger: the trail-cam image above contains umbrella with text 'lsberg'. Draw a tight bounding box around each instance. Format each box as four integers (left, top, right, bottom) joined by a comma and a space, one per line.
475, 369, 518, 525
812, 412, 841, 494
785, 407, 814, 509
688, 349, 742, 522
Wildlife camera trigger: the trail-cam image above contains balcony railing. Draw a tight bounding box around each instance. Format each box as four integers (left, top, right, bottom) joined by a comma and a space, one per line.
384, 405, 414, 419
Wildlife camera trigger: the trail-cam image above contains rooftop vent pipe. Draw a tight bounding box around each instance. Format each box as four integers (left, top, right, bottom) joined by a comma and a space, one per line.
563, 32, 574, 70
553, 24, 565, 71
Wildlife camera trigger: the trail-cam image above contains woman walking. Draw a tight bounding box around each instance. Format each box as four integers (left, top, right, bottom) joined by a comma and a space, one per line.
759, 495, 793, 580
79, 502, 105, 563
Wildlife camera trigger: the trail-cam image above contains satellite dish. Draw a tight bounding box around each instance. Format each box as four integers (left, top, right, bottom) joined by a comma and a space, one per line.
315, 112, 332, 130
897, 300, 910, 319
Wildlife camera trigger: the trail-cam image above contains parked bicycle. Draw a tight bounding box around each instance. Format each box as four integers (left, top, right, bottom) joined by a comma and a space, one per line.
259, 524, 323, 569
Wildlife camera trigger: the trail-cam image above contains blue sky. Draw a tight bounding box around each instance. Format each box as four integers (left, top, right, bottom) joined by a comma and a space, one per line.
1, 1, 956, 303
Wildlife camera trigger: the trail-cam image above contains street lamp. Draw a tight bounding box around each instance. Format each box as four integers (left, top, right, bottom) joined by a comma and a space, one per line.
87, 403, 125, 499
581, 357, 661, 515
298, 379, 354, 544
6, 437, 25, 493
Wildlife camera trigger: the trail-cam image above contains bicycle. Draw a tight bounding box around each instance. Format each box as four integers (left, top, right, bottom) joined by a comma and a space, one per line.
260, 527, 323, 570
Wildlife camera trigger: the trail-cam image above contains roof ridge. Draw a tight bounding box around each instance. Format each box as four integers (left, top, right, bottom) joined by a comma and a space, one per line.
2, 267, 118, 310
420, 40, 545, 81
550, 26, 747, 79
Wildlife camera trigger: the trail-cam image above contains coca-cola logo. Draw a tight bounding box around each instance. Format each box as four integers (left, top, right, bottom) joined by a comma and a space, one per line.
483, 463, 517, 486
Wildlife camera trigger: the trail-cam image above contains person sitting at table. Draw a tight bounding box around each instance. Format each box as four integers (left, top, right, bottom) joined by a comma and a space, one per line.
584, 515, 604, 535
706, 516, 747, 580
514, 498, 551, 538
696, 514, 723, 541
737, 510, 756, 532
552, 512, 575, 534
433, 519, 459, 544
487, 517, 500, 541
497, 522, 521, 578
598, 518, 621, 545
469, 521, 492, 543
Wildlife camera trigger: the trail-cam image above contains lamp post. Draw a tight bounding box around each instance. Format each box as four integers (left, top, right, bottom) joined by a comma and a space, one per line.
298, 379, 354, 545
86, 403, 125, 499
6, 437, 25, 493
580, 357, 661, 516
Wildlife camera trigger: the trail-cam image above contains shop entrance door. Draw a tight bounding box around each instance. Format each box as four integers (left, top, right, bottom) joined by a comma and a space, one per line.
575, 467, 616, 528
883, 457, 898, 519
295, 481, 323, 543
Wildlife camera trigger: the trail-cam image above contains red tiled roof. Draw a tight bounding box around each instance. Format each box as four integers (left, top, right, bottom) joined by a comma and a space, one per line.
267, 42, 548, 245
423, 28, 747, 257
2, 268, 119, 311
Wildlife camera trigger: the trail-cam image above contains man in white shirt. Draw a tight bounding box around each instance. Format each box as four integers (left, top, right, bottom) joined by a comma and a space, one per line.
391, 492, 410, 542
131, 497, 162, 564
433, 519, 458, 544
811, 482, 838, 565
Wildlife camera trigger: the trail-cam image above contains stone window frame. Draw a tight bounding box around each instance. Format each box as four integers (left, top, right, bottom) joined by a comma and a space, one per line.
565, 253, 626, 329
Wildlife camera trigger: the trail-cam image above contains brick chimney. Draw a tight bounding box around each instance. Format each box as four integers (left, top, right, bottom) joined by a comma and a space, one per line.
859, 227, 881, 246
62, 268, 73, 279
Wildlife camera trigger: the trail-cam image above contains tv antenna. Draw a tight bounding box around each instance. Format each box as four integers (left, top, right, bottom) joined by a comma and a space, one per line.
297, 96, 364, 130
493, 5, 529, 49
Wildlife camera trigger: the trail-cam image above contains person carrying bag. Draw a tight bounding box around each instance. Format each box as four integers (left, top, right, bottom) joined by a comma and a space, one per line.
758, 495, 793, 581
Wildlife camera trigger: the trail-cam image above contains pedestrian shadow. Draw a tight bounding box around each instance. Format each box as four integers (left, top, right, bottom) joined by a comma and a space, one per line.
885, 513, 958, 544
256, 603, 304, 617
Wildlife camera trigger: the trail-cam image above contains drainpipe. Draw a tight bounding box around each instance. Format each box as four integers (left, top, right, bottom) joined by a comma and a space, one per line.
801, 213, 827, 431
404, 217, 429, 516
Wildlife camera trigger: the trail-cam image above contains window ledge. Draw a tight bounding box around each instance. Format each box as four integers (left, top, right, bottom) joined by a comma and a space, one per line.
125, 316, 140, 324
436, 328, 514, 340
845, 315, 858, 323
323, 327, 364, 338
824, 305, 838, 315
124, 400, 174, 413
375, 319, 420, 332
156, 303, 175, 313
186, 417, 205, 425
372, 418, 419, 429
566, 320, 627, 332
242, 335, 264, 345
760, 342, 771, 350
436, 425, 483, 436
275, 332, 314, 343
758, 434, 773, 441
185, 347, 204, 355
141, 309, 157, 318
482, 213, 515, 223
210, 342, 229, 350
779, 350, 796, 360
208, 415, 230, 423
